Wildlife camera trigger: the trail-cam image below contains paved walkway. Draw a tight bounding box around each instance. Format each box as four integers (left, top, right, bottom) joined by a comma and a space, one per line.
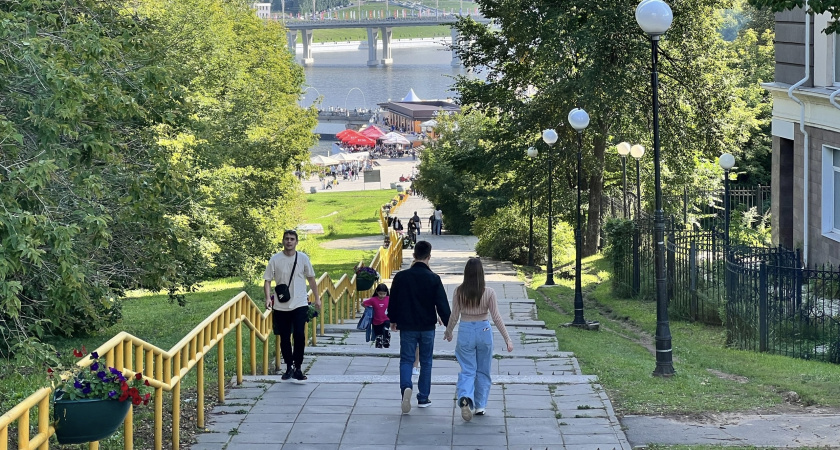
191, 195, 631, 450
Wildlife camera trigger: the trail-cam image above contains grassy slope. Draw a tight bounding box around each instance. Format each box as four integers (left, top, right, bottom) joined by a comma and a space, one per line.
525, 256, 840, 416
0, 190, 399, 426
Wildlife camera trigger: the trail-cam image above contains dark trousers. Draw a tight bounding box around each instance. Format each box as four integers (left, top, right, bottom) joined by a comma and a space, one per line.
373, 321, 391, 338
272, 305, 309, 368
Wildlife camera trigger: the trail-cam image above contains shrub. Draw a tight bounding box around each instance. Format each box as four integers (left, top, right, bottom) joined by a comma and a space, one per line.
473, 204, 573, 267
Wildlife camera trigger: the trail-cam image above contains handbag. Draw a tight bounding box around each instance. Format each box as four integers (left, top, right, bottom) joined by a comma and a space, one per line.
274, 252, 298, 303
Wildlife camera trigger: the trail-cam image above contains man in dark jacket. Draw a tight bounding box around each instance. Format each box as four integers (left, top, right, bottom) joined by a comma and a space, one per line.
388, 240, 451, 414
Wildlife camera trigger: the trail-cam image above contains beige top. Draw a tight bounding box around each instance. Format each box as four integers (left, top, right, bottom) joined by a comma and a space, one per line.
444, 287, 511, 344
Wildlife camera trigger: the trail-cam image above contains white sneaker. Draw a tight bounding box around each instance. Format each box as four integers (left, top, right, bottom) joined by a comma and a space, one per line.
474, 408, 486, 415
401, 388, 412, 414
412, 367, 420, 375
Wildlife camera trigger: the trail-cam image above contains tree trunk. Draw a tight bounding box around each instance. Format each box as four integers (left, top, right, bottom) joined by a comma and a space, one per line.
584, 136, 606, 257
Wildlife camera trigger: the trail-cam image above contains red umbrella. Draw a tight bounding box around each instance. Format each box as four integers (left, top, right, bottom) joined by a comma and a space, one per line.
360, 125, 385, 139
347, 134, 376, 147
336, 129, 356, 140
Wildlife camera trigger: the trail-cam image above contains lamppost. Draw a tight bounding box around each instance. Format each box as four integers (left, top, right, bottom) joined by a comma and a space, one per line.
631, 144, 645, 219
636, 0, 675, 377
616, 142, 631, 218
630, 144, 645, 295
719, 153, 735, 251
569, 108, 590, 327
527, 146, 539, 267
542, 129, 558, 286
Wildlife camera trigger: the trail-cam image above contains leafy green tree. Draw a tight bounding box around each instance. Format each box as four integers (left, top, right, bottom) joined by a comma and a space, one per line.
451, 0, 754, 256
0, 0, 204, 352
138, 0, 318, 279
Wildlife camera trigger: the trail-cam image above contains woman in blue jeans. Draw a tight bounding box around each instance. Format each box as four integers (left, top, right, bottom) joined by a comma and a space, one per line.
443, 258, 513, 422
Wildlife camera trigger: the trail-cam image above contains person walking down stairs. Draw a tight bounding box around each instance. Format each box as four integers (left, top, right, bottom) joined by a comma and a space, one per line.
363, 284, 392, 348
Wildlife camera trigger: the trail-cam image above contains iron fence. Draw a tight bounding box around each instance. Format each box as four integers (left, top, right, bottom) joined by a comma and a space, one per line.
607, 216, 840, 364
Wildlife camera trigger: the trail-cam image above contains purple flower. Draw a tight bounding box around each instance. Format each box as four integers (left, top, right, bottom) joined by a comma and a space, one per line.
74, 380, 84, 389
109, 367, 121, 375
108, 391, 118, 398
91, 362, 99, 371
90, 351, 99, 359
82, 385, 92, 395
97, 371, 108, 381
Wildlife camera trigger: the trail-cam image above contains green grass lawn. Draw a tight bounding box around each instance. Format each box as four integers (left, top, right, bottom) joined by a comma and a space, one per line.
0, 190, 402, 435
525, 255, 840, 416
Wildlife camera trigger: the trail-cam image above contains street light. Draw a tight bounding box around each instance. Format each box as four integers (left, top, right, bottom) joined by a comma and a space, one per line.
719, 153, 735, 251
636, 0, 675, 377
542, 129, 558, 286
569, 108, 590, 327
630, 144, 645, 219
630, 144, 645, 295
617, 142, 631, 218
527, 146, 539, 267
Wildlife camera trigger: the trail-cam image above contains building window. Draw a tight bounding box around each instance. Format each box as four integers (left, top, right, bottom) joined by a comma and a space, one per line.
834, 148, 840, 232
835, 32, 840, 84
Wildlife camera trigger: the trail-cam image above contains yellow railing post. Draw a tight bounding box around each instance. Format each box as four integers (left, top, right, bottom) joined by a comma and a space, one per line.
217, 339, 225, 404
236, 322, 243, 385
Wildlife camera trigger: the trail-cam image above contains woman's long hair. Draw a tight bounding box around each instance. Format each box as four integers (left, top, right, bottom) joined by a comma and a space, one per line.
456, 257, 485, 309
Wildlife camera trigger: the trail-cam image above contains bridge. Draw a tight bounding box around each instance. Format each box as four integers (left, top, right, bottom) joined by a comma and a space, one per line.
280, 15, 492, 67
317, 109, 376, 126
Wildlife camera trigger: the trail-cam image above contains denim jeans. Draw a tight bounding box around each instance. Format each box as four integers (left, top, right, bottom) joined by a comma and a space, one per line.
399, 329, 435, 401
433, 219, 442, 235
454, 320, 493, 409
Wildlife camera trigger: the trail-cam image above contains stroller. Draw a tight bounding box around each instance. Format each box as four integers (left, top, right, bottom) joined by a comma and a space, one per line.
399, 229, 415, 249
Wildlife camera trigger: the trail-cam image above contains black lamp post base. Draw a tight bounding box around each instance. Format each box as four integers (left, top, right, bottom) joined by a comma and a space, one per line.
563, 321, 600, 331
652, 364, 676, 377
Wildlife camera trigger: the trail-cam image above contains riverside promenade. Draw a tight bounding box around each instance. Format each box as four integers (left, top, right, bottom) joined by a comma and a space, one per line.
190, 194, 631, 450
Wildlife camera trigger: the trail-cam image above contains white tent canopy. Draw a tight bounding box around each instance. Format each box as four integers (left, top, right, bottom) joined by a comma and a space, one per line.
310, 155, 339, 166
420, 119, 437, 127
401, 88, 422, 102
381, 132, 411, 145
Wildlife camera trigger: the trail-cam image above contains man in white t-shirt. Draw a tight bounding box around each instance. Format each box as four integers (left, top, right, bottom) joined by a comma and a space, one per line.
264, 230, 321, 381
433, 208, 443, 235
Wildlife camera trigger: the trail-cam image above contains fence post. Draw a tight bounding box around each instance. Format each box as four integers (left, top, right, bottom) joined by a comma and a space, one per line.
756, 184, 762, 214
689, 240, 697, 321
683, 186, 688, 226
667, 228, 675, 301
795, 249, 803, 310
632, 227, 641, 296
759, 262, 768, 352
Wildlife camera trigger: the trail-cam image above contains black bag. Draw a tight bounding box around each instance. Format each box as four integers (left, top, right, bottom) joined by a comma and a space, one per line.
274, 252, 298, 303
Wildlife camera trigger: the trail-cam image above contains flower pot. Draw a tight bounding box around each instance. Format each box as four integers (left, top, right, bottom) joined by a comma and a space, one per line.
53, 398, 131, 444
355, 277, 377, 291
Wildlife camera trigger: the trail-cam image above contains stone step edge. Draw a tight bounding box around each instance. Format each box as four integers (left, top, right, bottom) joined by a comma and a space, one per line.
242, 374, 597, 384
303, 348, 573, 358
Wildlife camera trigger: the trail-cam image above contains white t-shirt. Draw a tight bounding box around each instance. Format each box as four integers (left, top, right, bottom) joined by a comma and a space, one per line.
434, 209, 442, 220
263, 251, 316, 311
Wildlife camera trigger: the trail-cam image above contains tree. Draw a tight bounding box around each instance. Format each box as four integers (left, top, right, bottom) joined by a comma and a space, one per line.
0, 0, 204, 352
450, 0, 753, 256
137, 0, 318, 279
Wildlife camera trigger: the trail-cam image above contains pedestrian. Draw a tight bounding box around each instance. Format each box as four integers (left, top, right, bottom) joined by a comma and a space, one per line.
433, 207, 443, 235
444, 257, 513, 421
264, 230, 321, 382
363, 284, 391, 348
392, 217, 404, 232
411, 211, 422, 235
388, 240, 451, 414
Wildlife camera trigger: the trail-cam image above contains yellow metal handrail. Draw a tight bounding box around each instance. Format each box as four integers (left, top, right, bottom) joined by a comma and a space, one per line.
1, 206, 408, 450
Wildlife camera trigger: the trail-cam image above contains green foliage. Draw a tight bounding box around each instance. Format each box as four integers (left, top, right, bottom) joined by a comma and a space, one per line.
0, 0, 205, 352
473, 203, 574, 267
730, 206, 772, 247
0, 0, 316, 353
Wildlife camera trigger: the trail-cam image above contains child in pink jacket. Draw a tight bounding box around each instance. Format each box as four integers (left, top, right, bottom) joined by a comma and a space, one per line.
363, 284, 391, 348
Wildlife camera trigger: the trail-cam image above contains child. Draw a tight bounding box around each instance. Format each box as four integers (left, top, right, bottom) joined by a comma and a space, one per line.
363, 283, 391, 348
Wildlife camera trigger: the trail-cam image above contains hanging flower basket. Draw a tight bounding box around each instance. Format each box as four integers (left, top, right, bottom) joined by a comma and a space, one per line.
355, 277, 376, 291
354, 265, 379, 291
53, 397, 131, 444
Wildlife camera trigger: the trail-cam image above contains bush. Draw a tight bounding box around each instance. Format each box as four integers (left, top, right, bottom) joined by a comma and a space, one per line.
473, 204, 573, 267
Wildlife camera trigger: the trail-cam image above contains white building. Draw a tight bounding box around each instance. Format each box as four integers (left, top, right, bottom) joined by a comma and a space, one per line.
252, 2, 271, 19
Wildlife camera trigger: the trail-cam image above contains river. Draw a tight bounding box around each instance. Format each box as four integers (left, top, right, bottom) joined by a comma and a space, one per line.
300, 42, 479, 155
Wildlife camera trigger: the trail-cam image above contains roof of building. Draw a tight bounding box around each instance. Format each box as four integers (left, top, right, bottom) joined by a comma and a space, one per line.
377, 100, 460, 121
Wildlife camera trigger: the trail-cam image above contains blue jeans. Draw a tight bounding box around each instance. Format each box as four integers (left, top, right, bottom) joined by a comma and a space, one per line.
455, 320, 493, 409
399, 329, 434, 402
433, 219, 442, 235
